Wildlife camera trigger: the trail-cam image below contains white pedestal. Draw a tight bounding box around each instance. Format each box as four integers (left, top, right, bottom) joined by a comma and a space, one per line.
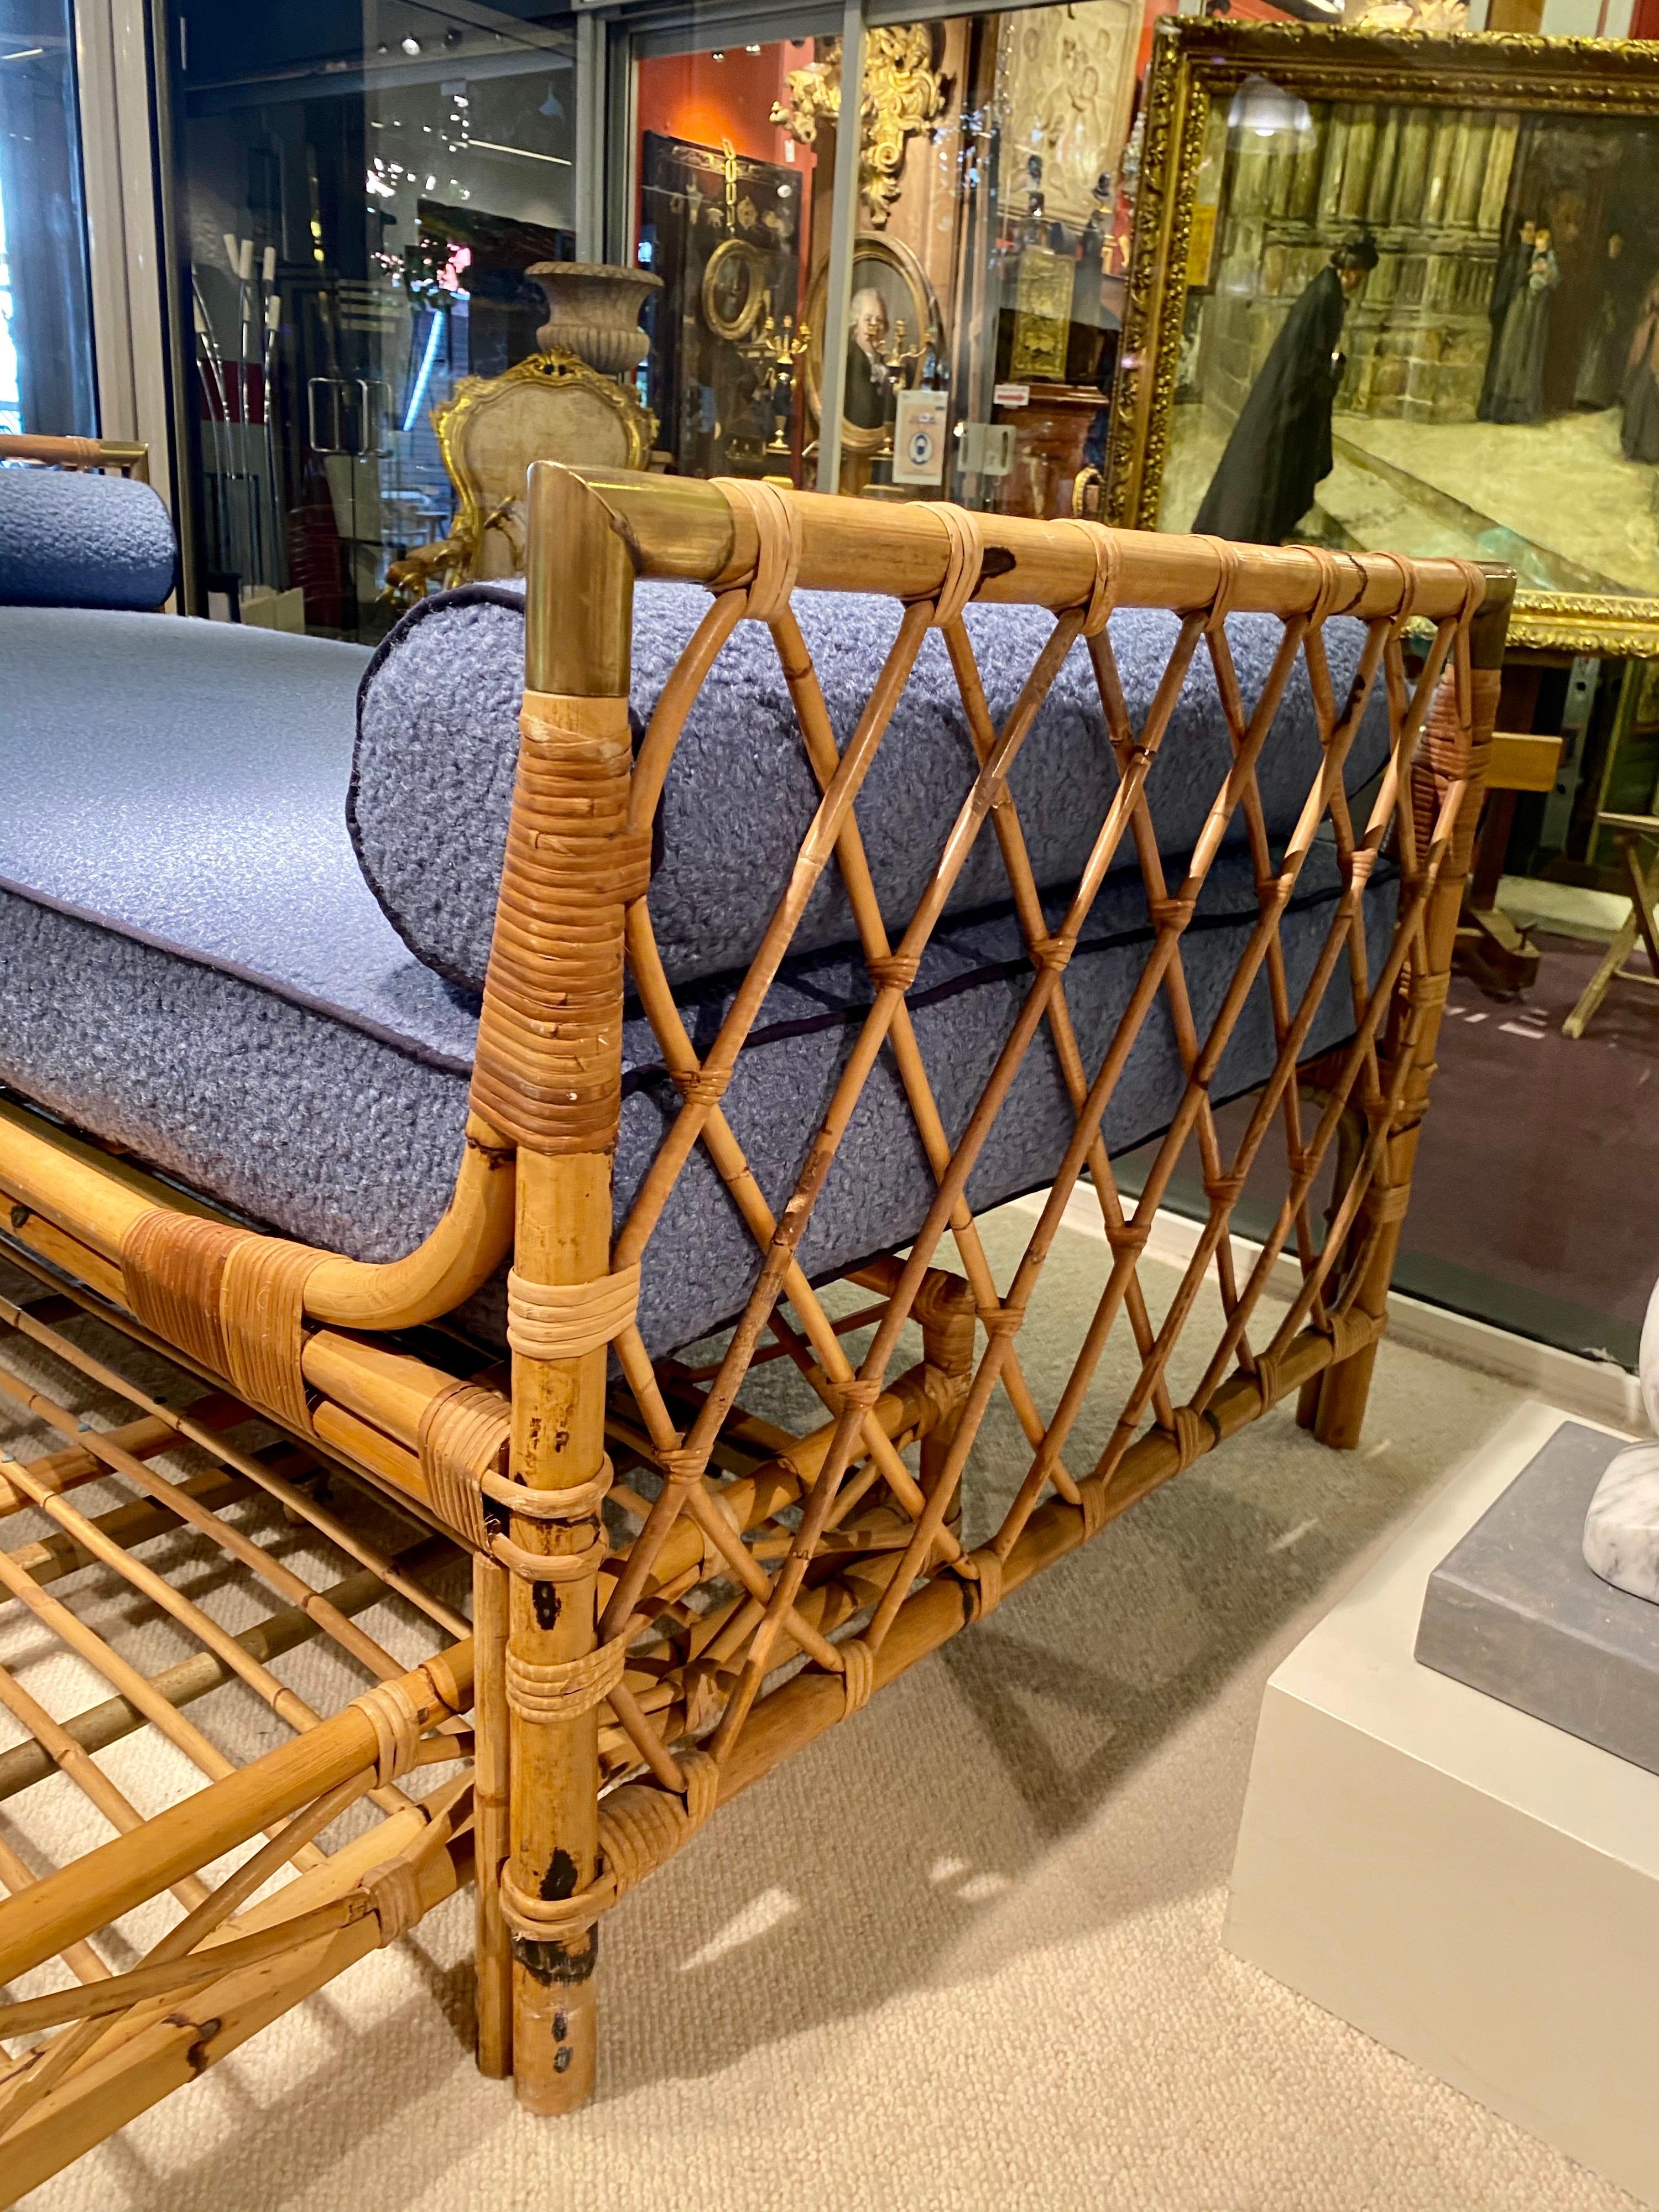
1225, 1401, 1659, 2207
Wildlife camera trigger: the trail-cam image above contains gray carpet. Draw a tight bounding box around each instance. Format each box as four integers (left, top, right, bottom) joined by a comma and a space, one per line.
10, 1206, 1639, 2212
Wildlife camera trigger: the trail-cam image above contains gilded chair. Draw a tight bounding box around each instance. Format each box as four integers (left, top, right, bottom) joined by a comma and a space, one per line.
385, 349, 655, 599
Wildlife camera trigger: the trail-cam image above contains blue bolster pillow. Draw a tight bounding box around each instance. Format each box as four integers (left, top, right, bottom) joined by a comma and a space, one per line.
0, 466, 177, 612
353, 578, 1389, 994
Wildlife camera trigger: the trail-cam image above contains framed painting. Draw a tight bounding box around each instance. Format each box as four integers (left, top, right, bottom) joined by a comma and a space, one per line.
1104, 20, 1659, 655
804, 232, 941, 456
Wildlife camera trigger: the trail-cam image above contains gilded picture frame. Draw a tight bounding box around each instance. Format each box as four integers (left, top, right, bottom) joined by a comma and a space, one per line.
1104, 20, 1659, 655
804, 232, 941, 456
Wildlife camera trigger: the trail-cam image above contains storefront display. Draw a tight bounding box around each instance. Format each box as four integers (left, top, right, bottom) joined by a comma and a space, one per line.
166, 1, 1166, 641
0, 0, 96, 442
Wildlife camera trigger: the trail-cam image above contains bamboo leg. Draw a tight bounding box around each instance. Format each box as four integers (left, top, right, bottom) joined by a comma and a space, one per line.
493, 462, 635, 2115
472, 1553, 512, 2078
1314, 588, 1509, 1447
506, 1152, 610, 2113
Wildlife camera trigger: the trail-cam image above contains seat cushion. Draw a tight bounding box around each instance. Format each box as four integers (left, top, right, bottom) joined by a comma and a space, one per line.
0, 608, 1395, 1358
0, 469, 177, 611
0, 852, 1391, 1359
352, 580, 1392, 992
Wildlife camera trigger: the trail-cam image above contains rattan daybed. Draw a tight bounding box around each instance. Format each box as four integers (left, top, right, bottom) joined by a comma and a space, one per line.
0, 462, 1510, 2191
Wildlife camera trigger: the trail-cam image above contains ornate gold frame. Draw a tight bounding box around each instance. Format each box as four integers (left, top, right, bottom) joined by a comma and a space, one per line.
1104, 19, 1659, 656
701, 237, 770, 345
435, 349, 655, 567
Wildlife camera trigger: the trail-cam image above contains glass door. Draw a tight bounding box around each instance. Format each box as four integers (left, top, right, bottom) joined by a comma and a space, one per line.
627, 26, 826, 486
173, 1, 577, 639
0, 0, 98, 440
868, 2, 1139, 516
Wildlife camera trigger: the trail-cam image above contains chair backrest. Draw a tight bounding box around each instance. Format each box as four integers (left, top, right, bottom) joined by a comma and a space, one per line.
434, 352, 655, 581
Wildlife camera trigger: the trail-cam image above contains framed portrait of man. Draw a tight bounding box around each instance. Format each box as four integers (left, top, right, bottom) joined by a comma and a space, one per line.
1105, 21, 1659, 656
805, 234, 941, 457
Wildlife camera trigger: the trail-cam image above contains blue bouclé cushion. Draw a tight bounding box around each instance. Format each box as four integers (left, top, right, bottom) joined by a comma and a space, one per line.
0, 598, 1396, 1357
0, 467, 177, 611
352, 581, 1391, 994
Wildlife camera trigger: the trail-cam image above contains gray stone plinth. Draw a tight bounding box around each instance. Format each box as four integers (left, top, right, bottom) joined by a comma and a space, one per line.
1415, 1420, 1659, 1777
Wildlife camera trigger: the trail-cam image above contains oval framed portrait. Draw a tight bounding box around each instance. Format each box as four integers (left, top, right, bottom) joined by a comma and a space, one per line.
804, 233, 941, 455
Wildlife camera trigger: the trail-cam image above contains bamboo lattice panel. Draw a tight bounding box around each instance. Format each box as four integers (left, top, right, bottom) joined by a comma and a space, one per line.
562, 553, 1480, 1795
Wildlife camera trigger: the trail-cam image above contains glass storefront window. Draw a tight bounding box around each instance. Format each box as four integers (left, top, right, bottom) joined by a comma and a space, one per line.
626, 8, 1140, 512
0, 1, 97, 439
176, 2, 577, 637
634, 38, 820, 481
168, 1, 1175, 637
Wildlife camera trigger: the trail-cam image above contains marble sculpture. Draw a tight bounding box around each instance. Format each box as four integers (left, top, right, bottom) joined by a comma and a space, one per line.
1583, 1278, 1659, 1601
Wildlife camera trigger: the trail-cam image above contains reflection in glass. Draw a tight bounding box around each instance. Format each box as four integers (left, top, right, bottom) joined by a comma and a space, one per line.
0, 1, 96, 439
177, 4, 575, 638
634, 6, 1139, 514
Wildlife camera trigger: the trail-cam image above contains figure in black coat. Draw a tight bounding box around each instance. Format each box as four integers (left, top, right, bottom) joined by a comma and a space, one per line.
1193, 233, 1379, 545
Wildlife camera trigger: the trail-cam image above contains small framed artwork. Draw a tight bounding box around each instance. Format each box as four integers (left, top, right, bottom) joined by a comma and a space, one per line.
1105, 20, 1659, 656
805, 233, 942, 456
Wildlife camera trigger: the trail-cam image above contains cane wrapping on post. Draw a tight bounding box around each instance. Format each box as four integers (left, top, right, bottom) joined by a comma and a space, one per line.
469, 691, 651, 1154
505, 1263, 640, 1360
714, 476, 802, 620
927, 503, 986, 628
495, 1746, 721, 1944
418, 1381, 511, 1550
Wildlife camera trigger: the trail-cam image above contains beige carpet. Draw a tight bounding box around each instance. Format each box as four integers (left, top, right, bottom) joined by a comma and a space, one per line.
15, 1207, 1645, 2212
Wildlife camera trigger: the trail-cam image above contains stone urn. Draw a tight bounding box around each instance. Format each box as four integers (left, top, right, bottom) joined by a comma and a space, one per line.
526, 262, 662, 379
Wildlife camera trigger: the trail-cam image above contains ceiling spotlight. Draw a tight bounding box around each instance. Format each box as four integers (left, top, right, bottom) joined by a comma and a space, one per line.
711, 50, 723, 62
745, 43, 761, 53
401, 35, 420, 56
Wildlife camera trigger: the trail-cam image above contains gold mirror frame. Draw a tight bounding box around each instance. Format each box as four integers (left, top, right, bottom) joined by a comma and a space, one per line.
1104, 20, 1659, 656
804, 232, 941, 455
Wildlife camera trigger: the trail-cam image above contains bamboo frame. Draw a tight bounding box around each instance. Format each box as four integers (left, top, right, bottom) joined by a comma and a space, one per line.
0, 435, 150, 482
0, 466, 1511, 2194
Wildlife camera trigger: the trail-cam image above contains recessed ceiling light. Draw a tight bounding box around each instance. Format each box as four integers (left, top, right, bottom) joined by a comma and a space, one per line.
401, 35, 420, 56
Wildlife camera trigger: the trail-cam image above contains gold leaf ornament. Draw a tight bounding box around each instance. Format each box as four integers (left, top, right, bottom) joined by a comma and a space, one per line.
772, 28, 947, 228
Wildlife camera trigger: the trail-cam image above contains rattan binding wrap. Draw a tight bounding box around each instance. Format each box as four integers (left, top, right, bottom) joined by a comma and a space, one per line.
418, 1381, 511, 1549
469, 692, 651, 1154
495, 1746, 720, 1944
505, 1264, 640, 1360
122, 1211, 322, 1434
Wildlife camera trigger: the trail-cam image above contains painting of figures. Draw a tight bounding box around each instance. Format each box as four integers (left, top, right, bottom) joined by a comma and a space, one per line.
1156, 95, 1659, 603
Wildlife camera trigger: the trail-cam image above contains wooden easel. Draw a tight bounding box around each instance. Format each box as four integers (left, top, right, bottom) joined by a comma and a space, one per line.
1562, 813, 1659, 1037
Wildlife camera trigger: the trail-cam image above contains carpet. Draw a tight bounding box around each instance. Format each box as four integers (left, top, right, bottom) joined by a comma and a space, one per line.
9, 1203, 1641, 2212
